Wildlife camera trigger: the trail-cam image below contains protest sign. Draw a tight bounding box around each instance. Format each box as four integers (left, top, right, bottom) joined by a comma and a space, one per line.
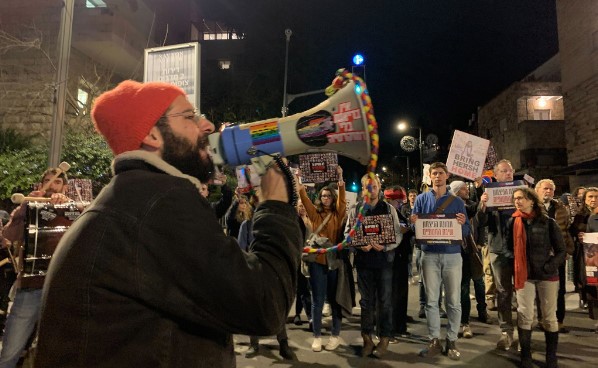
446, 130, 490, 180
349, 214, 396, 247
484, 180, 528, 210
344, 191, 357, 217
583, 232, 598, 286
415, 214, 463, 246
299, 153, 338, 184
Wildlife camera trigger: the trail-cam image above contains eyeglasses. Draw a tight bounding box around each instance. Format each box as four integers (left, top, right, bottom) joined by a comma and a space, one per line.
320, 194, 332, 198
163, 108, 205, 123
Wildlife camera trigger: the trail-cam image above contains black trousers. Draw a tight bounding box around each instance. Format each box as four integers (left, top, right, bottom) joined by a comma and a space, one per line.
392, 252, 410, 334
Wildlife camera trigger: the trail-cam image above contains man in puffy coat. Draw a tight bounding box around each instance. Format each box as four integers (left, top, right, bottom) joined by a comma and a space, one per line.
35, 80, 302, 368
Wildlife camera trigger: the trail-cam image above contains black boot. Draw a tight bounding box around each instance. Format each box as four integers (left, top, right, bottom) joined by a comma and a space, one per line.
278, 339, 297, 360
545, 331, 558, 368
518, 328, 532, 368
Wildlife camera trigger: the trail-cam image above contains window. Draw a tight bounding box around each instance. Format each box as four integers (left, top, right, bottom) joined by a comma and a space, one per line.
77, 88, 89, 114
218, 60, 231, 70
533, 109, 551, 120
86, 0, 107, 8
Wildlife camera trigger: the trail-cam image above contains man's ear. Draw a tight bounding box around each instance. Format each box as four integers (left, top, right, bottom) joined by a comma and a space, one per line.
141, 126, 163, 150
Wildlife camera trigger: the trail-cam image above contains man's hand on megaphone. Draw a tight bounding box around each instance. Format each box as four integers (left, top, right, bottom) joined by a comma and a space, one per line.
260, 161, 289, 204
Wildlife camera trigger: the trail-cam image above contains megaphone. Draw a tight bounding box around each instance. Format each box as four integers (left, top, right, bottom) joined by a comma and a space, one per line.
208, 80, 372, 172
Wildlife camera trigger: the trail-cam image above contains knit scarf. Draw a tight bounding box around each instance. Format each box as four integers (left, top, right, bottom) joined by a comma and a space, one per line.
512, 209, 535, 290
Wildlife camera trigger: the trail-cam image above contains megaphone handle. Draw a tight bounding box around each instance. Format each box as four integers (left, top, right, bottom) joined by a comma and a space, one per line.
250, 154, 297, 207
270, 155, 298, 207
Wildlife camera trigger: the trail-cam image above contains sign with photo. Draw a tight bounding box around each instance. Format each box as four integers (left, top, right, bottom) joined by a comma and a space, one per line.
583, 232, 598, 286
298, 153, 338, 184
349, 214, 396, 247
415, 214, 463, 246
446, 130, 490, 180
484, 180, 528, 211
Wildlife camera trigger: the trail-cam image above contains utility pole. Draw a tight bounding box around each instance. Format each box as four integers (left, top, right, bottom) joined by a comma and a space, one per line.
49, 0, 74, 167
281, 29, 292, 117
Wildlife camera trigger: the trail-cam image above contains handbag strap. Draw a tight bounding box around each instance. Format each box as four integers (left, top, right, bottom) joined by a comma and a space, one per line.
435, 194, 457, 214
313, 213, 332, 236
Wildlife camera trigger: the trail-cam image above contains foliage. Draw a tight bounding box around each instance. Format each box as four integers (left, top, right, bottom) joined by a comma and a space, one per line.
0, 146, 48, 200
0, 124, 113, 205
62, 123, 113, 195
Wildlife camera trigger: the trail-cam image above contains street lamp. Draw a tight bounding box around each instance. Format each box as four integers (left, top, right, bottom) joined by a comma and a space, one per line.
281, 28, 292, 117
397, 121, 423, 184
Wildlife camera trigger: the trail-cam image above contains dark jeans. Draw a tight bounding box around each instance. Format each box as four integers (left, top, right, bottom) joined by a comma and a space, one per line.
309, 262, 342, 337
490, 252, 514, 333
392, 252, 410, 334
461, 253, 487, 324
295, 269, 312, 319
357, 265, 393, 337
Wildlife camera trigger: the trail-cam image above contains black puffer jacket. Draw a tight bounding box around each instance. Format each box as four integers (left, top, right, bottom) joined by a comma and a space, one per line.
505, 214, 566, 280
35, 151, 302, 368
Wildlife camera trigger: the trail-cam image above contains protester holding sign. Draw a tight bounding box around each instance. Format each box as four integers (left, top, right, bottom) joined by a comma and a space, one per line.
411, 162, 470, 361
477, 159, 518, 351
345, 175, 402, 358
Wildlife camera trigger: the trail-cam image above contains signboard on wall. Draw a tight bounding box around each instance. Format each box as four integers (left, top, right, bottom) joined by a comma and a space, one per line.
144, 43, 201, 109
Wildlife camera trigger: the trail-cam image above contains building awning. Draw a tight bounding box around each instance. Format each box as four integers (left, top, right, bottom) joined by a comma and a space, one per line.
558, 158, 598, 175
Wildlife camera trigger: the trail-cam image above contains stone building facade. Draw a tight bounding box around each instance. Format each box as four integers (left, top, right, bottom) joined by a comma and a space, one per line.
476, 55, 569, 190
0, 0, 203, 141
556, 0, 598, 188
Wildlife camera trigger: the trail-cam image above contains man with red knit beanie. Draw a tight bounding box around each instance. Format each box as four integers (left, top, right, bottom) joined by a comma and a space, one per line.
34, 80, 302, 368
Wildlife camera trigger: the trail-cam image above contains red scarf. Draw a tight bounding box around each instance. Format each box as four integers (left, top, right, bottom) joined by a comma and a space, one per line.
512, 209, 535, 290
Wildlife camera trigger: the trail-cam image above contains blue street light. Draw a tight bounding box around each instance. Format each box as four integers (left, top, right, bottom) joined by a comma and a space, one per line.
351, 181, 358, 192
352, 53, 364, 66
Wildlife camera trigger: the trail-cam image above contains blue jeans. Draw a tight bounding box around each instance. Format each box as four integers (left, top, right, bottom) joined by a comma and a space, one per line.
308, 263, 342, 337
421, 252, 462, 341
0, 289, 43, 368
357, 266, 393, 337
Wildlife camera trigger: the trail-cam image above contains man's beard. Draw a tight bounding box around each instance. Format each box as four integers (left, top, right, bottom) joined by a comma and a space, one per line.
158, 124, 214, 183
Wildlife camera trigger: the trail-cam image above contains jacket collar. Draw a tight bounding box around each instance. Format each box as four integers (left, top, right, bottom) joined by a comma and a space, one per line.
111, 150, 203, 192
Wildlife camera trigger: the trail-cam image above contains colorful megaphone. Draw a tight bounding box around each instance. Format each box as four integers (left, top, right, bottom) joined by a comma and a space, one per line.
208, 80, 372, 170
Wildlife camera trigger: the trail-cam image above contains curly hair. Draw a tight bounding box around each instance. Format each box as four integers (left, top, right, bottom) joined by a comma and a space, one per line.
235, 196, 253, 223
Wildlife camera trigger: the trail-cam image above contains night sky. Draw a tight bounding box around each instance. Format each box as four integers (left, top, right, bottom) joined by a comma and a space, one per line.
199, 0, 559, 182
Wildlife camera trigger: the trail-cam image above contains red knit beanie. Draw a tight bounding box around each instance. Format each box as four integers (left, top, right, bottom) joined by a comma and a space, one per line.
91, 80, 186, 155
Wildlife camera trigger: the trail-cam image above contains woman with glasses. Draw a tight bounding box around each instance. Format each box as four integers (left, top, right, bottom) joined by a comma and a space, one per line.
298, 166, 348, 352
506, 187, 565, 368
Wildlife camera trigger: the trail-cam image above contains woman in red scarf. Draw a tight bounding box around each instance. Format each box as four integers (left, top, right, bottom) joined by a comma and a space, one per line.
507, 187, 565, 368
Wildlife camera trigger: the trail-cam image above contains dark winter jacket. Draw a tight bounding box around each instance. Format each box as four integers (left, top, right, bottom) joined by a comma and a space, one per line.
505, 214, 566, 281
35, 151, 302, 368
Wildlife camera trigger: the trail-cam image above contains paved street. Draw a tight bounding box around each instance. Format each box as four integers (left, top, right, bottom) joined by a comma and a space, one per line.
234, 272, 596, 368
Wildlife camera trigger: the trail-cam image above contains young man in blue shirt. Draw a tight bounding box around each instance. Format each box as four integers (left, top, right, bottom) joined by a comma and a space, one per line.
411, 162, 470, 361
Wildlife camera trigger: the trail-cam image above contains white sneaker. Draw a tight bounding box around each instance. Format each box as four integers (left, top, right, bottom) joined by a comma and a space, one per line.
312, 337, 322, 352
462, 324, 473, 338
322, 302, 331, 317
325, 336, 340, 351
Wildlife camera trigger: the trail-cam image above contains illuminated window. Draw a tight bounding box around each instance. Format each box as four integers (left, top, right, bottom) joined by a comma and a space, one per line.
86, 0, 107, 8
533, 109, 551, 120
77, 88, 89, 114
218, 60, 231, 70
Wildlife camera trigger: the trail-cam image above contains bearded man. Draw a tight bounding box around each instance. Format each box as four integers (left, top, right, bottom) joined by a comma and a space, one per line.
35, 81, 301, 368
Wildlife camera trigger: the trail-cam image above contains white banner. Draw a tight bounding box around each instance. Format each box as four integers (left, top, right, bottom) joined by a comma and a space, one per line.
446, 130, 490, 180
484, 180, 528, 210
415, 214, 463, 246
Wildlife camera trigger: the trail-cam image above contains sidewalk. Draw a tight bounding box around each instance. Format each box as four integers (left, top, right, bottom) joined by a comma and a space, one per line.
234, 276, 596, 368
